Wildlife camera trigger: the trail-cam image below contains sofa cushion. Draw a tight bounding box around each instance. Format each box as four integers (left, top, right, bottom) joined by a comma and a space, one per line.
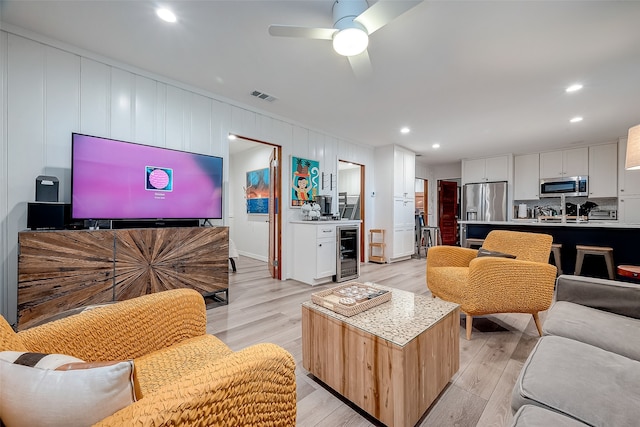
555, 275, 640, 319
134, 333, 232, 397
0, 351, 136, 427
510, 405, 588, 427
512, 335, 640, 427
543, 300, 640, 361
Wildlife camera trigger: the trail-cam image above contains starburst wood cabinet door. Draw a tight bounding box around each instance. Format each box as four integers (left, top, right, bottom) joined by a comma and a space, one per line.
114, 227, 228, 300
18, 230, 115, 330
17, 227, 229, 330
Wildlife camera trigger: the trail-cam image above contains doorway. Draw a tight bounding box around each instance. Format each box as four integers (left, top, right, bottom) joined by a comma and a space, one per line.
338, 160, 365, 263
415, 178, 428, 225
229, 135, 282, 279
438, 180, 459, 245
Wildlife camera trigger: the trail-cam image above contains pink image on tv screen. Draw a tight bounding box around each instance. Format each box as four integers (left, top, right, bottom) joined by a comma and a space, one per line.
149, 169, 169, 189
146, 167, 173, 191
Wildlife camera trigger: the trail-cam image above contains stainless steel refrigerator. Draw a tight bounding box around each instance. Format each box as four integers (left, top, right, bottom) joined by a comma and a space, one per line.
462, 181, 508, 221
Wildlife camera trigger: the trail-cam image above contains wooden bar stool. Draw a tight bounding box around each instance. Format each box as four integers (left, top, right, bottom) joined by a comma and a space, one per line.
550, 243, 562, 276
574, 245, 614, 280
423, 226, 442, 248
465, 238, 485, 249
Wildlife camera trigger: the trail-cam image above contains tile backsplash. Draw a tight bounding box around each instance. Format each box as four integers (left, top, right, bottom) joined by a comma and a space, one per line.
513, 197, 617, 217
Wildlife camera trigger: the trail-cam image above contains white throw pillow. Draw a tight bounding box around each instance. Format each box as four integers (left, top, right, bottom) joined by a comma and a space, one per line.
0, 351, 136, 427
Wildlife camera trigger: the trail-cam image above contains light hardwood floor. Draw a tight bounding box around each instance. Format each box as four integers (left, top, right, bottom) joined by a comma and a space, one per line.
207, 256, 544, 427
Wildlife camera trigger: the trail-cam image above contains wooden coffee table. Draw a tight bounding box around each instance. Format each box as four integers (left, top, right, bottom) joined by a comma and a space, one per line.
302, 285, 459, 427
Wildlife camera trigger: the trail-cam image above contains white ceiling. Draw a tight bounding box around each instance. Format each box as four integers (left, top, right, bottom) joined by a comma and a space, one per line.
2, 0, 640, 165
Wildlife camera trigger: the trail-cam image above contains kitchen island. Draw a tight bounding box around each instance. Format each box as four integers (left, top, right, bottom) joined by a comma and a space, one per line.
459, 220, 640, 279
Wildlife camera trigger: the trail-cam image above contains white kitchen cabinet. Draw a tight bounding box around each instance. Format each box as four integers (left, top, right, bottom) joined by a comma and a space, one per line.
393, 147, 416, 198
462, 158, 487, 184
539, 152, 562, 179
618, 138, 640, 196
485, 156, 510, 181
540, 147, 588, 178
514, 153, 540, 200
392, 228, 415, 257
588, 143, 617, 198
618, 196, 640, 224
462, 155, 510, 184
374, 145, 416, 262
393, 197, 416, 257
291, 222, 337, 285
316, 237, 336, 279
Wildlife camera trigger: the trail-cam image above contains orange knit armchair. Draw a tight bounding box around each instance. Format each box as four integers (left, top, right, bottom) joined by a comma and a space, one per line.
0, 289, 297, 426
426, 230, 557, 340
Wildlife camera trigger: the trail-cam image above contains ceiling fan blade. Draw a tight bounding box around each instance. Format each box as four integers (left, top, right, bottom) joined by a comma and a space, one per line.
268, 25, 337, 40
355, 0, 422, 35
348, 50, 373, 79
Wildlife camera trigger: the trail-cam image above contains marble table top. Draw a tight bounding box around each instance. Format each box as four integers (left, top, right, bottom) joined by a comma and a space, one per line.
302, 283, 459, 347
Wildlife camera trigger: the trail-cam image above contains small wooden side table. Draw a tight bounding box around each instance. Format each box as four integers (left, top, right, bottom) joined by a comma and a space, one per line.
617, 265, 640, 280
368, 229, 386, 263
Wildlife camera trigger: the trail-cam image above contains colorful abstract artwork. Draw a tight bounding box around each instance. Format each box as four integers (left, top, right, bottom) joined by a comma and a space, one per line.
246, 168, 269, 214
291, 157, 319, 207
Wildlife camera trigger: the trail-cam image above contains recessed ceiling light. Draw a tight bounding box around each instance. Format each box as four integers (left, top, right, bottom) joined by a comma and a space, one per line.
570, 117, 583, 123
156, 8, 177, 23
400, 127, 410, 134
228, 134, 237, 140
566, 84, 583, 93
432, 143, 440, 149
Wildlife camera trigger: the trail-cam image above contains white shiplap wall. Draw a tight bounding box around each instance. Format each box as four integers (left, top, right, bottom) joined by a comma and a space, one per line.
0, 30, 377, 324
1, 31, 8, 320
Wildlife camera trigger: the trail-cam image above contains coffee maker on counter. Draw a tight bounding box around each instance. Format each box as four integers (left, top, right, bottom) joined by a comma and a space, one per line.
315, 195, 333, 217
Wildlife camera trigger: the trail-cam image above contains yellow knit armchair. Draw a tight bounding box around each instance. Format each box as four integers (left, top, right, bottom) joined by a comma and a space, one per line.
427, 230, 557, 340
1, 288, 297, 426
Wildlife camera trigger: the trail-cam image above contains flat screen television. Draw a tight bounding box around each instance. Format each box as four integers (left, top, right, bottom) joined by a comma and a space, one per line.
71, 133, 223, 220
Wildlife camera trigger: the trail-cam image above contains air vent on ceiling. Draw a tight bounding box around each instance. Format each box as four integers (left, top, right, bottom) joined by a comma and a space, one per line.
250, 90, 277, 102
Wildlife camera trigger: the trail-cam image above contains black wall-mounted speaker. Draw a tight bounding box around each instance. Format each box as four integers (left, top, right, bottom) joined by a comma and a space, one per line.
27, 203, 71, 230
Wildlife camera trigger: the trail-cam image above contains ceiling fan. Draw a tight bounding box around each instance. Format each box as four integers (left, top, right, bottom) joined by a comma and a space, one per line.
268, 0, 422, 78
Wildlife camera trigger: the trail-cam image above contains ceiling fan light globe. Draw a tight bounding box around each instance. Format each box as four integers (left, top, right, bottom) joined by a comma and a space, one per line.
333, 28, 369, 56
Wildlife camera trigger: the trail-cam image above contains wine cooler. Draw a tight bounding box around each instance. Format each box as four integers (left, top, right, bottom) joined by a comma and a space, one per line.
335, 225, 360, 282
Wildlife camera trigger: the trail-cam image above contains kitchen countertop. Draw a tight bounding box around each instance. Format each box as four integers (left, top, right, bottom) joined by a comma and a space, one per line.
290, 219, 362, 225
459, 220, 637, 228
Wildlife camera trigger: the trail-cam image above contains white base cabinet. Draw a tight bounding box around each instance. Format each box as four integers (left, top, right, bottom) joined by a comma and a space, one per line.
290, 221, 361, 286
393, 197, 416, 258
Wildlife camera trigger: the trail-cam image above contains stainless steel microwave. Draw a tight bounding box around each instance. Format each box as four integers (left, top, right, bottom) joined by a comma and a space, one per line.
540, 176, 588, 197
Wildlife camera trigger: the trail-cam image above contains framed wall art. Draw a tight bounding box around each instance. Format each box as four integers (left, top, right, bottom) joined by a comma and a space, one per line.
291, 156, 319, 207
245, 168, 269, 214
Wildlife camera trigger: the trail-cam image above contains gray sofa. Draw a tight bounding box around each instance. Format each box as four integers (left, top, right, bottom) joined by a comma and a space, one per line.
510, 274, 640, 427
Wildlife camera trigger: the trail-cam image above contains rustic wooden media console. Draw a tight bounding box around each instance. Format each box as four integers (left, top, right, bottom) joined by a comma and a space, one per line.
17, 226, 228, 330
